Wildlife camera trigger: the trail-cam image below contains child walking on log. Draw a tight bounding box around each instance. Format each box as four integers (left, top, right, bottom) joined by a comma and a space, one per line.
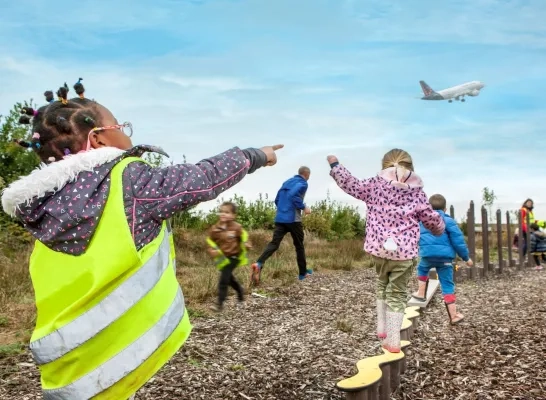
327, 149, 445, 353
1, 78, 283, 400
207, 201, 251, 311
412, 194, 473, 324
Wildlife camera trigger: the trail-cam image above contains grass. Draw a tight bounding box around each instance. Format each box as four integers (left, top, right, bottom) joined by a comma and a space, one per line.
0, 228, 370, 347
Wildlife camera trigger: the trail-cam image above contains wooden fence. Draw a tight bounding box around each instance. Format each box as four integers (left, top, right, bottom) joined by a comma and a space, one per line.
451, 201, 533, 282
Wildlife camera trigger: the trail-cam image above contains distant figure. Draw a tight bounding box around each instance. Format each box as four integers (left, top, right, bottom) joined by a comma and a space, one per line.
413, 194, 473, 324
251, 166, 312, 284
206, 201, 252, 312
529, 223, 545, 271
328, 149, 445, 353
514, 198, 545, 255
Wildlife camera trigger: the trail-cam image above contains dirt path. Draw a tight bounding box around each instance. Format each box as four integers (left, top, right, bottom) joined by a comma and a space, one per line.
1, 268, 545, 400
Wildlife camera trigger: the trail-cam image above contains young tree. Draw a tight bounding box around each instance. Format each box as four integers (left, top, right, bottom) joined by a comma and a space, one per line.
481, 186, 497, 223
0, 101, 40, 185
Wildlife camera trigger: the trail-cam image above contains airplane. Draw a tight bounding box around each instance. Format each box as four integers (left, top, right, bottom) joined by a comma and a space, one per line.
419, 80, 485, 103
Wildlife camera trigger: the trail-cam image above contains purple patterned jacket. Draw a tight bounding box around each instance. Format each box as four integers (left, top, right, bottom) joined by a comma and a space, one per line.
330, 164, 445, 260
1, 145, 267, 255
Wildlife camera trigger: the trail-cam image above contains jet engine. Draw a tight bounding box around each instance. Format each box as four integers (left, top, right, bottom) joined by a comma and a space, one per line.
468, 89, 480, 96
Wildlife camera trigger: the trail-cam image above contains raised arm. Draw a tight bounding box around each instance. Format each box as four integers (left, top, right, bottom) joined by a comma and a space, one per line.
446, 217, 470, 261
329, 162, 371, 202
124, 147, 266, 222
415, 192, 445, 236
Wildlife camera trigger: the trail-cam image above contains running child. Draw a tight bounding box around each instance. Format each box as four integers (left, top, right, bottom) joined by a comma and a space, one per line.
327, 149, 445, 353
1, 79, 283, 400
412, 194, 473, 324
206, 201, 251, 311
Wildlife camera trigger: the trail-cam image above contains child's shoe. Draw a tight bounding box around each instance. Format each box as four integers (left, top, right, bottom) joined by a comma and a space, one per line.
444, 302, 464, 324
411, 279, 428, 302
298, 269, 313, 280
251, 262, 262, 285
210, 303, 223, 313
382, 311, 404, 353
376, 300, 387, 339
535, 265, 544, 271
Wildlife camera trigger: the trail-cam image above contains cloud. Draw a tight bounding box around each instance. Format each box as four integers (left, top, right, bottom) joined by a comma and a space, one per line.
0, 0, 545, 222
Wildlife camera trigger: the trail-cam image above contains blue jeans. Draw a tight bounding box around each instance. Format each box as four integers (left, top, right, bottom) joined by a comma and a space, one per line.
417, 258, 455, 295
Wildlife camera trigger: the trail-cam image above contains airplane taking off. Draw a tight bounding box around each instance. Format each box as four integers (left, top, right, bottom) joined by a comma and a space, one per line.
419, 80, 485, 102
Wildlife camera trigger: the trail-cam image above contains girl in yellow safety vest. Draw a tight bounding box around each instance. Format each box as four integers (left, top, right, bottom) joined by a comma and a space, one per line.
1, 78, 283, 400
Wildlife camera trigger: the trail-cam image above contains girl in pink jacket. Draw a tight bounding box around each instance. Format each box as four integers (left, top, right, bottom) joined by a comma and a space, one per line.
327, 149, 445, 353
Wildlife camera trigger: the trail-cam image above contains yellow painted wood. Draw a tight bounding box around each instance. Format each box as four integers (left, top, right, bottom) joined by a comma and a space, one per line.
401, 318, 412, 330
336, 340, 412, 391
404, 308, 420, 320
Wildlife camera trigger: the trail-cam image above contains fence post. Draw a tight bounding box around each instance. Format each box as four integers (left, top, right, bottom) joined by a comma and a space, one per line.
496, 209, 503, 274
506, 211, 514, 267
467, 201, 476, 279
449, 205, 455, 219
526, 212, 532, 268
481, 206, 489, 277
518, 210, 524, 270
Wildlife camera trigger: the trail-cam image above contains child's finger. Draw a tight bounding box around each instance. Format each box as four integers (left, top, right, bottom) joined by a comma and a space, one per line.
272, 144, 284, 150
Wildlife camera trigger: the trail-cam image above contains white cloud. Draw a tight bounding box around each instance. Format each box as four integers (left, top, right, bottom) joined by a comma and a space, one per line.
161, 75, 266, 92
1, 0, 546, 225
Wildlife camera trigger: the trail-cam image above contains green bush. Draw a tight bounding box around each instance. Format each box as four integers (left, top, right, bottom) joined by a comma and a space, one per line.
170, 192, 366, 240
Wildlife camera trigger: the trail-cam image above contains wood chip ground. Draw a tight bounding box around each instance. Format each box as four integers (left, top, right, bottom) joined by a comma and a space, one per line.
1, 268, 544, 400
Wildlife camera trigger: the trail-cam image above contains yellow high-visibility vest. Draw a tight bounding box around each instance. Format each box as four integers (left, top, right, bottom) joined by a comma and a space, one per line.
206, 229, 249, 270
28, 156, 192, 400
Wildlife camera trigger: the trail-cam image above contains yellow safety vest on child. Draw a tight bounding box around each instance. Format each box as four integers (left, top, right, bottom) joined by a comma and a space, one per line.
206, 229, 249, 270
28, 157, 192, 399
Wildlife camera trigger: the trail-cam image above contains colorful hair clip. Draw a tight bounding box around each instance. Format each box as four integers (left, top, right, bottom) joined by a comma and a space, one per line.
48, 157, 56, 162
32, 132, 40, 139
64, 148, 71, 156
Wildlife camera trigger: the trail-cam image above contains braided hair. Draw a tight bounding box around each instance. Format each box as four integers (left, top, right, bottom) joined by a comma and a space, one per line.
14, 78, 103, 163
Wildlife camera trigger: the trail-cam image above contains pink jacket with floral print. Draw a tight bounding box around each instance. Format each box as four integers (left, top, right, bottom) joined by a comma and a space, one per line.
330, 164, 445, 260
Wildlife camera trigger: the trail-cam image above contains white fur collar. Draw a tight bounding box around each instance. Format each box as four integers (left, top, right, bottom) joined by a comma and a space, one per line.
1, 147, 126, 217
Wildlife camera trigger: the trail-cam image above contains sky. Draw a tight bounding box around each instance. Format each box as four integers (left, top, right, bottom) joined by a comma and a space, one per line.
1, 0, 545, 222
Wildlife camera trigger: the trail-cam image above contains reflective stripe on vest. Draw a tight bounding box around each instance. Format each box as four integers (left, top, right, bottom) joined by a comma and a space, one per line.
30, 229, 172, 365
42, 287, 185, 400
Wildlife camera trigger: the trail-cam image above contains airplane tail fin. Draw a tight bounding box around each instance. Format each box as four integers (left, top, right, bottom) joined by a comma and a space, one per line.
419, 80, 437, 96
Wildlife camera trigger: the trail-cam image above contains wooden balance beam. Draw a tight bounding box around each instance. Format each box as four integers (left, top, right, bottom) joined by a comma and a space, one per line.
336, 306, 421, 400
336, 283, 434, 400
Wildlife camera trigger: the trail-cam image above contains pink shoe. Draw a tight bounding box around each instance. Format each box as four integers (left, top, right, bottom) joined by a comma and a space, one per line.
535, 265, 544, 271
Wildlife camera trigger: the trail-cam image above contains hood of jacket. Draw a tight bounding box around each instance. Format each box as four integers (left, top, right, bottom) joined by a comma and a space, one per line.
377, 166, 423, 189
1, 145, 166, 254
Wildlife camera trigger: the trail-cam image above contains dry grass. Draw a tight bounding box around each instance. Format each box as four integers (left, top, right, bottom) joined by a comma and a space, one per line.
0, 228, 370, 352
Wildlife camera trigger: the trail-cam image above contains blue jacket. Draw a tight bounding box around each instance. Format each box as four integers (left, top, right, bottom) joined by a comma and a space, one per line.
530, 231, 546, 253
419, 210, 469, 262
274, 175, 308, 223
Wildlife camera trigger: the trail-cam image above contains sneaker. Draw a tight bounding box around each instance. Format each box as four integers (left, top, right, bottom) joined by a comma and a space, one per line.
251, 262, 262, 285
535, 265, 544, 271
210, 303, 223, 313
298, 269, 313, 280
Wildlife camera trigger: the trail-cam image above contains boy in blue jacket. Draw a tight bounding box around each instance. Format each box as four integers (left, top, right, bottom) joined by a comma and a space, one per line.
412, 194, 473, 324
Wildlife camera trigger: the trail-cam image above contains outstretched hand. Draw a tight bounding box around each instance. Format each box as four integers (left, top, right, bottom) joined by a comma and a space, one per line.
327, 155, 338, 165
260, 144, 284, 166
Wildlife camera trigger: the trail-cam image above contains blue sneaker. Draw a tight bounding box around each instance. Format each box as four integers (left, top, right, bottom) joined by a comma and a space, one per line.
298, 269, 313, 280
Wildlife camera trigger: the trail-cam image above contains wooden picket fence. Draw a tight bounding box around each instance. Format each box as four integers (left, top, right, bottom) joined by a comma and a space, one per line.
451, 201, 533, 281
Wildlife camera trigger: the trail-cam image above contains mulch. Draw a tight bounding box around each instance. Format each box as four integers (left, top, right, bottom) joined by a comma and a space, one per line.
1, 268, 544, 400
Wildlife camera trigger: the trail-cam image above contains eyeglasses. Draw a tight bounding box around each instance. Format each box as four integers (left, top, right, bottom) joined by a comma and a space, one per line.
90, 121, 133, 137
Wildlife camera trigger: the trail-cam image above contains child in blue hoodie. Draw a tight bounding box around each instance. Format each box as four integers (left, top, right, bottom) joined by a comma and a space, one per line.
412, 194, 473, 324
